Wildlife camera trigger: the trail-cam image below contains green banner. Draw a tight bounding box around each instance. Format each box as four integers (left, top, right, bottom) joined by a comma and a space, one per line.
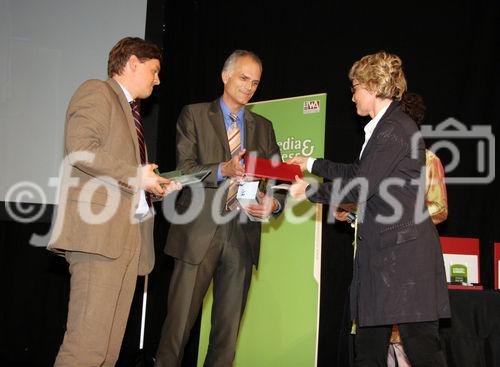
198, 94, 327, 367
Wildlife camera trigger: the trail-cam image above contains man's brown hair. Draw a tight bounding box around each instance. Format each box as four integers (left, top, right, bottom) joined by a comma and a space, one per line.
107, 37, 162, 78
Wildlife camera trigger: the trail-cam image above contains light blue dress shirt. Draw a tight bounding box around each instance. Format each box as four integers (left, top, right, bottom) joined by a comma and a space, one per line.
217, 98, 245, 181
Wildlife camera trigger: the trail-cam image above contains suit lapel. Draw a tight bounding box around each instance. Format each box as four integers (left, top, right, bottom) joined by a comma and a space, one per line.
208, 100, 256, 158
244, 108, 256, 152
209, 100, 231, 158
106, 78, 141, 164
360, 101, 399, 160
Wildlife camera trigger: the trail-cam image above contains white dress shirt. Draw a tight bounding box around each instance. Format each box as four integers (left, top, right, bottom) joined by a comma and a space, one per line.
358, 103, 390, 159
116, 80, 150, 218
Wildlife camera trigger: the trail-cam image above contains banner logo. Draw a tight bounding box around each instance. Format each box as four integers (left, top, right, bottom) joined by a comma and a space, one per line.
303, 100, 320, 114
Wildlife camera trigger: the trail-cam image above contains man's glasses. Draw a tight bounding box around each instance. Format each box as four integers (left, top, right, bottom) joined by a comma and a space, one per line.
350, 83, 360, 94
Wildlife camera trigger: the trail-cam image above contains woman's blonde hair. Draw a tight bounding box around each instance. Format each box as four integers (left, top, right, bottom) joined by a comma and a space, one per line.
348, 51, 407, 101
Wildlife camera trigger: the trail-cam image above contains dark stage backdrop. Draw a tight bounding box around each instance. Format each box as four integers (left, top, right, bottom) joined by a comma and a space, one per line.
1, 1, 499, 366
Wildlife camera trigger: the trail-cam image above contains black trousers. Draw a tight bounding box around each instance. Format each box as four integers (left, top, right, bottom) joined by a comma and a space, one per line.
354, 321, 447, 367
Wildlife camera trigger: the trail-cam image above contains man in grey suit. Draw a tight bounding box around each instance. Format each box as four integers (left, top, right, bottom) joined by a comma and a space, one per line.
48, 37, 180, 366
155, 50, 285, 367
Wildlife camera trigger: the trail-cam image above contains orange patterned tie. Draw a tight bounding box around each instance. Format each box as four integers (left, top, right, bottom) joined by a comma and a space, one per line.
225, 112, 241, 211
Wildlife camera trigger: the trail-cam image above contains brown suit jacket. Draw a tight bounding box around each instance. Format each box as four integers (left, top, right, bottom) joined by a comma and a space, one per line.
165, 100, 284, 267
48, 78, 155, 275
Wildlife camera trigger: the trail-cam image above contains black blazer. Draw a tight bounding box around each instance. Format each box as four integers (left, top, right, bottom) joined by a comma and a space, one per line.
164, 100, 284, 267
307, 102, 450, 327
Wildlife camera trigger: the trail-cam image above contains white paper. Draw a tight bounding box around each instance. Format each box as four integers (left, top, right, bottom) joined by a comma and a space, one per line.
271, 183, 291, 190
237, 181, 268, 222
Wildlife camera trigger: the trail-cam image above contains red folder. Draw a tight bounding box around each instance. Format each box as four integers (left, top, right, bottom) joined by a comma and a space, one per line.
244, 156, 303, 182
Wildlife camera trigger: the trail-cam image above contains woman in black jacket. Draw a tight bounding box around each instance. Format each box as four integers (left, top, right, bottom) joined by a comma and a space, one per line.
289, 51, 450, 367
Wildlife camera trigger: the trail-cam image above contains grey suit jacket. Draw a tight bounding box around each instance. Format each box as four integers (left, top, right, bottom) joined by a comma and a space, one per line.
165, 100, 284, 267
48, 78, 155, 275
307, 102, 450, 326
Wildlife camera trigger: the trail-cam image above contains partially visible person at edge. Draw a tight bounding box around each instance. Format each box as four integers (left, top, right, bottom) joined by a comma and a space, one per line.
154, 49, 285, 367
335, 91, 449, 367
288, 52, 450, 366
48, 37, 181, 366
402, 91, 448, 225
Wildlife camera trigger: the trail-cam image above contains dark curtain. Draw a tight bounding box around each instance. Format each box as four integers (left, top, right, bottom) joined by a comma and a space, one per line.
1, 0, 499, 366
152, 1, 500, 365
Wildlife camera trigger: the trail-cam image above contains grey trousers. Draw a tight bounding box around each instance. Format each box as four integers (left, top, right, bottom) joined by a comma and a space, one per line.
155, 219, 254, 367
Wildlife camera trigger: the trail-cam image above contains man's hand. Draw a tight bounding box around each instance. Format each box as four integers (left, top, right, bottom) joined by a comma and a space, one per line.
221, 149, 246, 178
334, 209, 350, 222
288, 175, 309, 201
162, 180, 182, 195
286, 156, 308, 172
141, 164, 182, 197
245, 191, 278, 219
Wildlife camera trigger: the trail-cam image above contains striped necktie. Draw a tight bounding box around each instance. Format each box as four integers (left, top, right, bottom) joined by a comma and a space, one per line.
130, 100, 146, 164
225, 112, 241, 211
130, 100, 151, 206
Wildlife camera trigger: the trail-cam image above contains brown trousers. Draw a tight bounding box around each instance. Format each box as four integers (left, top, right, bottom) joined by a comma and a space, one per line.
54, 233, 140, 367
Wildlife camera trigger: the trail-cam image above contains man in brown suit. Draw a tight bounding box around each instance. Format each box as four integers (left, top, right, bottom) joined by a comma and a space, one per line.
155, 50, 285, 367
48, 37, 180, 366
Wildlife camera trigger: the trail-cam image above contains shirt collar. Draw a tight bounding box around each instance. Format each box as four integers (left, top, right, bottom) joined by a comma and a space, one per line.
219, 98, 245, 124
358, 103, 391, 159
364, 103, 390, 137
114, 79, 134, 103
